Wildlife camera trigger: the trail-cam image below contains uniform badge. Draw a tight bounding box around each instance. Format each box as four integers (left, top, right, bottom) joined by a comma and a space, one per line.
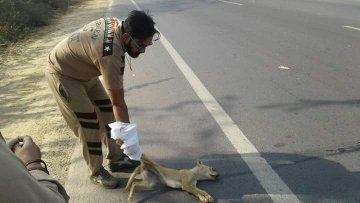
103, 17, 116, 56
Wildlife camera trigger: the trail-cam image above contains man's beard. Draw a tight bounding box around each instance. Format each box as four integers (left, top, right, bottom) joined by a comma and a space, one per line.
124, 41, 140, 58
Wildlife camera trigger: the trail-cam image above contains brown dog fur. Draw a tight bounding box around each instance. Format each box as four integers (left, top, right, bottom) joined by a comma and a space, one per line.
125, 154, 219, 202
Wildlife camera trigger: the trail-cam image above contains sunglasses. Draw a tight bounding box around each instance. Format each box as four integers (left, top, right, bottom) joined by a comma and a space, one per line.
129, 35, 150, 50
128, 32, 160, 50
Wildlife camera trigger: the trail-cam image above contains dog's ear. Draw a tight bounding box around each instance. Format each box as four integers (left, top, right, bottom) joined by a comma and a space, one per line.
196, 160, 202, 166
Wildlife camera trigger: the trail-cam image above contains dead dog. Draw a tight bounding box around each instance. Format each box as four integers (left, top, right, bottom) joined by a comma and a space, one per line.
125, 154, 219, 202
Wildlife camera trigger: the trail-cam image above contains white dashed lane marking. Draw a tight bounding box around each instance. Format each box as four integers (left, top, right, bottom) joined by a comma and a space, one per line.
344, 26, 360, 31
218, 0, 244, 6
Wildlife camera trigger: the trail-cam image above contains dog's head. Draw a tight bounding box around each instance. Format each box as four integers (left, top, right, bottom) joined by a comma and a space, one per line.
195, 160, 219, 181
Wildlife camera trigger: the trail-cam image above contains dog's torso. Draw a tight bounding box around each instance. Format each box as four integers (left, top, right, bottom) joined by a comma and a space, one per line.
125, 154, 218, 202
144, 166, 183, 188
140, 155, 189, 188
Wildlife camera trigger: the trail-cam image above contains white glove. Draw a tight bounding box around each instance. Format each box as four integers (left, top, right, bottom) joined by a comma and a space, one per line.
121, 142, 142, 161
108, 121, 142, 160
109, 122, 135, 141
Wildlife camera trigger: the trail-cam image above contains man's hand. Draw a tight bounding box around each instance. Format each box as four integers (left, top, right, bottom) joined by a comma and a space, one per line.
109, 122, 142, 160
12, 136, 42, 170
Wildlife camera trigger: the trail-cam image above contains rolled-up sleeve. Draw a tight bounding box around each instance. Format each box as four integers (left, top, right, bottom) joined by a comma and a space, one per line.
30, 170, 70, 202
95, 54, 125, 90
0, 141, 69, 203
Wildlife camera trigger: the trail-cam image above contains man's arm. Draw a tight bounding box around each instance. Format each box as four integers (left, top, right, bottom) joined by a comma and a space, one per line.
106, 87, 143, 160
0, 134, 69, 203
107, 88, 130, 123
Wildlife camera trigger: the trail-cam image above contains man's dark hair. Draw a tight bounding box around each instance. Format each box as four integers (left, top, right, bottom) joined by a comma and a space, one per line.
124, 10, 160, 40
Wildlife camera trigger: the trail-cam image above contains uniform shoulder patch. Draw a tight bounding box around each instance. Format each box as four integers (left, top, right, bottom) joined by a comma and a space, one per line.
103, 17, 117, 56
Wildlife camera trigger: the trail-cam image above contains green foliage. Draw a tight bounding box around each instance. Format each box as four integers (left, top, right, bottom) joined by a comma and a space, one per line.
0, 0, 70, 44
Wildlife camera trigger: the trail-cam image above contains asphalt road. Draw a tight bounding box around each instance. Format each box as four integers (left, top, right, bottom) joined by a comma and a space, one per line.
66, 0, 360, 202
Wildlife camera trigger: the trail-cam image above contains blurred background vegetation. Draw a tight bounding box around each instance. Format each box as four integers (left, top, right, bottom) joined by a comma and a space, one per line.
0, 0, 83, 44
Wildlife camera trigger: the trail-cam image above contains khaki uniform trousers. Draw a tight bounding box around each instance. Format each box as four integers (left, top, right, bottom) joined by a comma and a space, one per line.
45, 72, 123, 175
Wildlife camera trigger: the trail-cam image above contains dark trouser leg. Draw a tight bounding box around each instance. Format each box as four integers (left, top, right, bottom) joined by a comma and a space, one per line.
45, 73, 103, 175
86, 78, 123, 162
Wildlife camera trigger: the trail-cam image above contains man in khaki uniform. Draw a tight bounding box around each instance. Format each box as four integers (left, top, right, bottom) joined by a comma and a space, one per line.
0, 133, 69, 202
45, 10, 159, 188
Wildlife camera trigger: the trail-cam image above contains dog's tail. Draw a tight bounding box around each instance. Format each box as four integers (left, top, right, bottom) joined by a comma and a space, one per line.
141, 154, 160, 167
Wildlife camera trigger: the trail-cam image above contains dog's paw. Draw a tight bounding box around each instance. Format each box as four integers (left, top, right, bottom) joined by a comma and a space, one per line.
198, 193, 214, 203
127, 196, 134, 202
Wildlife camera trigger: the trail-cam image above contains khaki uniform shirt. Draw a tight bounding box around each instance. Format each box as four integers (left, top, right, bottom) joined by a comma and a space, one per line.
0, 138, 69, 203
46, 17, 125, 89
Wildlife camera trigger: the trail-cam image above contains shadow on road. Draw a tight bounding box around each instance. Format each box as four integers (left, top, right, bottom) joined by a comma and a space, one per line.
258, 99, 360, 112
130, 152, 360, 203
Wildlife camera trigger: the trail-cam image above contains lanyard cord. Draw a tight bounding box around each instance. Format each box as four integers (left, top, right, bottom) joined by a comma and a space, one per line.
121, 21, 132, 71
126, 55, 132, 71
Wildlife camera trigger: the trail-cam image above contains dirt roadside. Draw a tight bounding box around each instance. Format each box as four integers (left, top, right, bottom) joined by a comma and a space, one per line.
0, 0, 110, 185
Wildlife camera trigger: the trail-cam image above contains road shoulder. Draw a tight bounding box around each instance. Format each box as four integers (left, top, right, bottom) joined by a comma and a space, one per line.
0, 0, 110, 185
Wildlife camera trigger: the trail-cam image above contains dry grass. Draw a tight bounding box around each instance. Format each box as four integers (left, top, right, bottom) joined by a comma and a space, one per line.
0, 0, 110, 185
0, 0, 88, 44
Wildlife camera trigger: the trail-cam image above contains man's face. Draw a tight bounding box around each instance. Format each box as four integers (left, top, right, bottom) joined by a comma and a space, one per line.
124, 35, 154, 58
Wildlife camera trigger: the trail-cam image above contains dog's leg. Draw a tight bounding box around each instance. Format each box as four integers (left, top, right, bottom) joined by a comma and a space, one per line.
128, 181, 156, 201
182, 182, 214, 203
125, 165, 141, 191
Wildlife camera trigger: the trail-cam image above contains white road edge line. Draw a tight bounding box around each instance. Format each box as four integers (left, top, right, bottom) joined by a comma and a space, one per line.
344, 25, 360, 31
218, 0, 243, 6
130, 0, 300, 202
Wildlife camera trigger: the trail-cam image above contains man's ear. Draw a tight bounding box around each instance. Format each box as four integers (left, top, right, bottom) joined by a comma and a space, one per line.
121, 33, 131, 44
196, 160, 202, 166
